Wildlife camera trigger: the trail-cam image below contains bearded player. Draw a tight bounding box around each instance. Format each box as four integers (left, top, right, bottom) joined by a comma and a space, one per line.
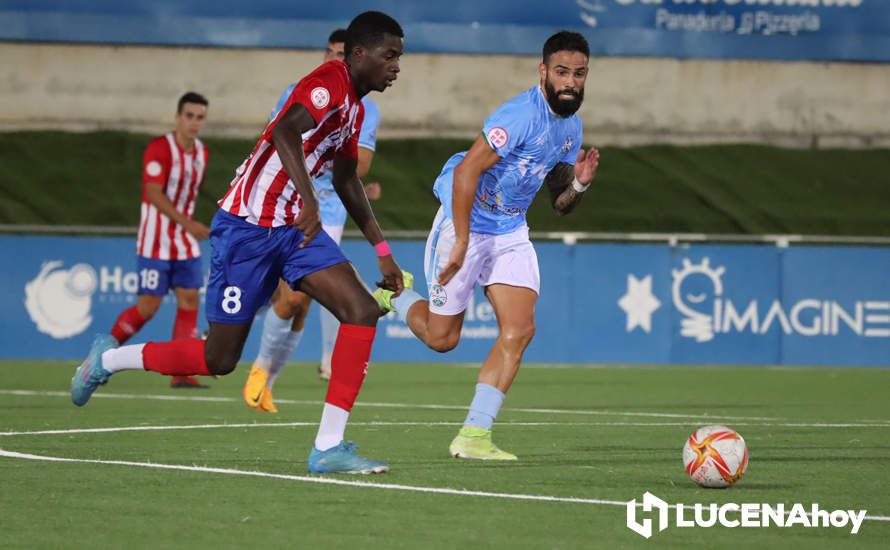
376, 31, 599, 460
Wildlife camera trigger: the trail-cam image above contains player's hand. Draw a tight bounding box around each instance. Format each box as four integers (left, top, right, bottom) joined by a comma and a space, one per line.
438, 238, 468, 286
294, 199, 322, 248
185, 220, 210, 240
377, 254, 404, 296
574, 148, 600, 185
364, 182, 382, 201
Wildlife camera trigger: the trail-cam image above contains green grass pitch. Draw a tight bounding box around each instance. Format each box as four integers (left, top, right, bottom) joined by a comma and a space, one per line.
1, 360, 888, 548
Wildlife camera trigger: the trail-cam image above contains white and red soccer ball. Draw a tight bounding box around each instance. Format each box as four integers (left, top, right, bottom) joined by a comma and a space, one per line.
683, 425, 748, 488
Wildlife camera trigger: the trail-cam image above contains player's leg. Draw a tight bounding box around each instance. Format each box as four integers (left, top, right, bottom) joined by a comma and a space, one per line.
449, 229, 539, 460
318, 306, 338, 380
244, 280, 312, 412
317, 223, 345, 380
167, 256, 209, 388
71, 210, 277, 406
109, 257, 169, 344
376, 207, 475, 352
279, 227, 387, 473
299, 261, 389, 473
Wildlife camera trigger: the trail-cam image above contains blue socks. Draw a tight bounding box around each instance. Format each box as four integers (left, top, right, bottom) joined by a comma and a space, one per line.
258, 310, 303, 386
319, 305, 339, 357
392, 288, 424, 322
463, 383, 505, 430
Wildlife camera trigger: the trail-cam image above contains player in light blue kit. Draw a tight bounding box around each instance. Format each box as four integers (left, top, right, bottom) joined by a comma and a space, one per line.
376, 31, 600, 459
243, 29, 385, 412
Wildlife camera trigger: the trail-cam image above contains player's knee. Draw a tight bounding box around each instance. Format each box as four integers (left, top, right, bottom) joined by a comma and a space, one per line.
203, 347, 238, 376
500, 323, 536, 350
281, 293, 309, 317
336, 296, 380, 327
427, 332, 460, 353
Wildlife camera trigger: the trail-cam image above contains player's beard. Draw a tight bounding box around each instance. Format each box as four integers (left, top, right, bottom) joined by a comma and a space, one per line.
544, 79, 584, 118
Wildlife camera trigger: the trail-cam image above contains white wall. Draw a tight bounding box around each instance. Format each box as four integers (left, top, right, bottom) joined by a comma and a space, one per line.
2, 42, 889, 147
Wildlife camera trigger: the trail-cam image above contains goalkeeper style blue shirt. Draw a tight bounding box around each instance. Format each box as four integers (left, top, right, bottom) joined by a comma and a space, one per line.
270, 83, 380, 227
433, 86, 582, 235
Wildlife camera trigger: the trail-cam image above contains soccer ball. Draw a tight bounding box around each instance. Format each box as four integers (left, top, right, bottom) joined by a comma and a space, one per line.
683, 425, 748, 488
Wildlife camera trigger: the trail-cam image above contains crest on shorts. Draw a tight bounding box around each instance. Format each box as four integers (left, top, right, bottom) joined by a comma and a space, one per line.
486, 127, 509, 149
430, 284, 448, 307
310, 87, 331, 109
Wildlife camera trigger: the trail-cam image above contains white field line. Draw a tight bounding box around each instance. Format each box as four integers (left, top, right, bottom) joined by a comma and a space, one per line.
3, 417, 890, 439
0, 389, 825, 423
0, 446, 887, 524
0, 421, 677, 437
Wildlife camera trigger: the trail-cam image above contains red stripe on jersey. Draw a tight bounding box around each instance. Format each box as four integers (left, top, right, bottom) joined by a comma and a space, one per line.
259, 167, 291, 226
182, 156, 201, 258
150, 205, 162, 258
167, 177, 183, 261
137, 202, 148, 256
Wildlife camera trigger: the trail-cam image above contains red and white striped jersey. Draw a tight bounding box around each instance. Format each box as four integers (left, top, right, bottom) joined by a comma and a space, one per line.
137, 133, 208, 260
219, 60, 364, 227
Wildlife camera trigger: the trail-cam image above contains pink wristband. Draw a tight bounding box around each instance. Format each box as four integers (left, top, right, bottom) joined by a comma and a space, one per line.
374, 240, 392, 257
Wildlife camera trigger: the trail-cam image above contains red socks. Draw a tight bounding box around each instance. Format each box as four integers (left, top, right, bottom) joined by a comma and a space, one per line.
173, 308, 198, 340
142, 339, 210, 376
110, 306, 148, 344
324, 324, 376, 412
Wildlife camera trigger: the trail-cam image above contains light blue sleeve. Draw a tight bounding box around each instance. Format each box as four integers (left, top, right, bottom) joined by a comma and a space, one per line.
358, 97, 380, 151
560, 118, 583, 164
269, 83, 296, 122
481, 98, 534, 158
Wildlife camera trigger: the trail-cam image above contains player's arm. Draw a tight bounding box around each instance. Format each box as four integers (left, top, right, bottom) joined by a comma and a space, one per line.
144, 181, 209, 240
270, 103, 321, 245
332, 155, 403, 294
437, 134, 501, 285
357, 147, 381, 200
547, 148, 600, 216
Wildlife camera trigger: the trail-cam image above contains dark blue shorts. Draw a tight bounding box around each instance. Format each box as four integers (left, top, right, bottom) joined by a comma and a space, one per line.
136, 256, 204, 295
205, 209, 348, 324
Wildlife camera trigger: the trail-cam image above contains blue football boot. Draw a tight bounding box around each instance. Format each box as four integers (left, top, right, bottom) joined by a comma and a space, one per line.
307, 441, 389, 474
70, 334, 118, 406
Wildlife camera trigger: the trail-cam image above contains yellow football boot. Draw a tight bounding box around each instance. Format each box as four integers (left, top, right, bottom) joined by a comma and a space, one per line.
449, 427, 517, 460
257, 388, 278, 413
243, 364, 269, 410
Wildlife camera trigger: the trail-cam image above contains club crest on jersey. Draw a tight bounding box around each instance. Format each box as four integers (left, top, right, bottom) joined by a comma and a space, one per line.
145, 160, 162, 178
487, 127, 509, 149
430, 284, 448, 307
310, 87, 331, 109
561, 136, 574, 155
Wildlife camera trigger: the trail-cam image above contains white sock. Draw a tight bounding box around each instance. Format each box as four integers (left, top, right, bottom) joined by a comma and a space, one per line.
320, 351, 332, 375
314, 403, 349, 451
102, 344, 146, 373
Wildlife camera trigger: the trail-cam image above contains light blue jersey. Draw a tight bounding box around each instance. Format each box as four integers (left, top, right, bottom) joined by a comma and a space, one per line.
433, 86, 582, 235
270, 85, 380, 226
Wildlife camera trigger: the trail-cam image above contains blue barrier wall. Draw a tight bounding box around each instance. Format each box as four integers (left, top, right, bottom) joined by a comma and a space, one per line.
2, 235, 888, 366
1, 0, 888, 62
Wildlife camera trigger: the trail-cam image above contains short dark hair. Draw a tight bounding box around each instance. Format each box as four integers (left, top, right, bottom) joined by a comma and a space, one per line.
344, 11, 403, 57
328, 28, 349, 45
542, 31, 589, 63
177, 91, 208, 113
